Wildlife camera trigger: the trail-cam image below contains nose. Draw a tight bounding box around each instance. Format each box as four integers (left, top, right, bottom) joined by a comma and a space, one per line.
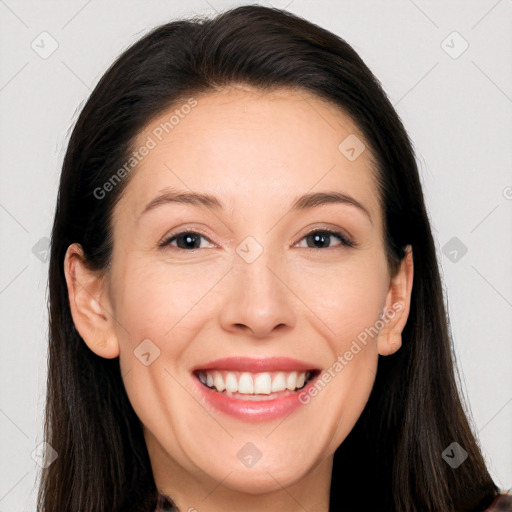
219, 252, 297, 339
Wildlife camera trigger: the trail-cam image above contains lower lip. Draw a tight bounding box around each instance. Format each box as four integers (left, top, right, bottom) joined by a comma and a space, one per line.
193, 374, 318, 422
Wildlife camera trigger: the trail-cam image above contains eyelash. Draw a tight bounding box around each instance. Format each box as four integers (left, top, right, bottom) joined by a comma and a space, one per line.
158, 229, 356, 251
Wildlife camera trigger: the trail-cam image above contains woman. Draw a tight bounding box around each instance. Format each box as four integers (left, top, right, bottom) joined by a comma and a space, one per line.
39, 5, 511, 512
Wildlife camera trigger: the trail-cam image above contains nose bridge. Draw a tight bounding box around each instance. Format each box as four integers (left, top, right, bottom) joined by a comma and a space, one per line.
219, 238, 296, 337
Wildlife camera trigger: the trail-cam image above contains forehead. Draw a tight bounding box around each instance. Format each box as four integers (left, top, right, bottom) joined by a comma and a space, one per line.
115, 86, 380, 226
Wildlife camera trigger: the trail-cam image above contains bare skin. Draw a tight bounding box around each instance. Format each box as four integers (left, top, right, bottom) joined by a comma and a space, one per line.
64, 86, 413, 512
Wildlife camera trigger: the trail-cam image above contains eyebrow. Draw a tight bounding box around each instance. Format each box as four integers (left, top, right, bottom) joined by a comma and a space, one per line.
139, 188, 372, 224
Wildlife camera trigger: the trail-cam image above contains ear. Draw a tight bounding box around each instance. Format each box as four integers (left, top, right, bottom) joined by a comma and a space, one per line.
63, 243, 119, 359
377, 245, 414, 356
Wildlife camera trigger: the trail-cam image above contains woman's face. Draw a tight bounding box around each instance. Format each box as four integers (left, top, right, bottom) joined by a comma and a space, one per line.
67, 86, 412, 500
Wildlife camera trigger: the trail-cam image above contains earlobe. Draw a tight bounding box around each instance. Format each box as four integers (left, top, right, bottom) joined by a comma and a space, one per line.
377, 245, 414, 356
63, 243, 120, 359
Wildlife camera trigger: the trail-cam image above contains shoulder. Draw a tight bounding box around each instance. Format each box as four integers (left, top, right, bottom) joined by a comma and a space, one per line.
485, 494, 512, 511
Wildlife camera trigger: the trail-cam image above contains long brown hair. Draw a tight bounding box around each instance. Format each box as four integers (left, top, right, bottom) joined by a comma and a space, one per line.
40, 5, 499, 511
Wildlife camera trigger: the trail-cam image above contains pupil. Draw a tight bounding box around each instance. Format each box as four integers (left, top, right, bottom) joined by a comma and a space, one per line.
181, 233, 200, 249
311, 233, 329, 248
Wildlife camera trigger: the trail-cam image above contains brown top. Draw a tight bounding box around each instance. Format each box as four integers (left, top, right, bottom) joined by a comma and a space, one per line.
155, 493, 512, 511
486, 494, 512, 511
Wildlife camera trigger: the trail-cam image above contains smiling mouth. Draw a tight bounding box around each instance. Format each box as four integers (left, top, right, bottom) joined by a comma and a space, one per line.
193, 369, 320, 401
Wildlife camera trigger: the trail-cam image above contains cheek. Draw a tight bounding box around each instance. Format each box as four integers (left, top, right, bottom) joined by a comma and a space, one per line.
111, 258, 229, 443
112, 258, 224, 339
111, 256, 232, 386
295, 255, 390, 347
294, 257, 388, 430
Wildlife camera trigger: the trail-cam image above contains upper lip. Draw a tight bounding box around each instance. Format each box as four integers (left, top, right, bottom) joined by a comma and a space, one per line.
192, 357, 320, 373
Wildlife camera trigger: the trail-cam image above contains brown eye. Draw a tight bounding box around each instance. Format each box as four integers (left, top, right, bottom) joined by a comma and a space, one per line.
159, 231, 213, 250
298, 230, 355, 249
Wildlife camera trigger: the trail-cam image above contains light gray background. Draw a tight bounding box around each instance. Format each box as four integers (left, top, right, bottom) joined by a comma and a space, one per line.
1, 0, 511, 509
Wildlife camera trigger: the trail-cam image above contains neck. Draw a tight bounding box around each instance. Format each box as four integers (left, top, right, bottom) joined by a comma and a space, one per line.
146, 430, 332, 512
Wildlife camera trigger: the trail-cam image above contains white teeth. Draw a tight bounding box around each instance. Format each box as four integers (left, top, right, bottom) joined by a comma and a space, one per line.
271, 372, 287, 392
238, 373, 254, 394
213, 371, 226, 392
286, 372, 297, 390
225, 373, 238, 393
254, 373, 272, 394
199, 370, 311, 395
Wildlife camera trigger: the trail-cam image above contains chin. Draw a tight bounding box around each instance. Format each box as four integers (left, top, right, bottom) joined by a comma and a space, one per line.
216, 465, 309, 495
